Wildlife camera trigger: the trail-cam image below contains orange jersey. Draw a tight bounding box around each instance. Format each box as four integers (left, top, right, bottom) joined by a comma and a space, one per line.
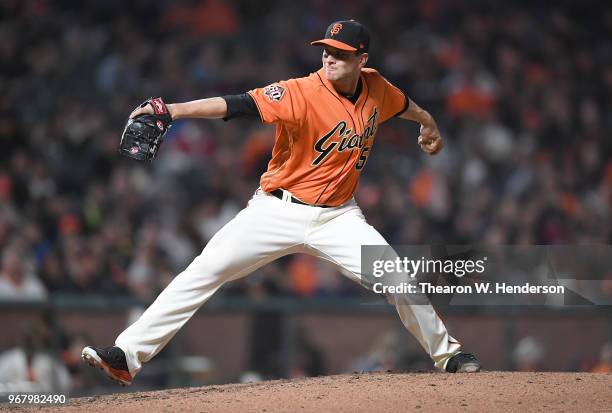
248, 68, 407, 207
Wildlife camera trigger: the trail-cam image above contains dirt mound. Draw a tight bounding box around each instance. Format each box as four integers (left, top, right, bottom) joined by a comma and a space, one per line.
4, 372, 611, 413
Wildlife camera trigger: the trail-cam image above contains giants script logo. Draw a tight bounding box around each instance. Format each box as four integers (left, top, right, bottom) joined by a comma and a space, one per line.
312, 108, 378, 170
330, 23, 343, 36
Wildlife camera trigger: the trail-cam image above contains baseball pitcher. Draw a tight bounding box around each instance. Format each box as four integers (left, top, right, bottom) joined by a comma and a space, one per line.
83, 20, 480, 386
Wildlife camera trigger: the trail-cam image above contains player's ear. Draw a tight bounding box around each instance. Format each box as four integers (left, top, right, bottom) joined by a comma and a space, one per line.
359, 53, 368, 68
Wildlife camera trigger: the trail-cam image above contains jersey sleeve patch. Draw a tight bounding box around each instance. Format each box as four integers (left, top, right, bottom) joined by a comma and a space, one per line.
263, 84, 286, 102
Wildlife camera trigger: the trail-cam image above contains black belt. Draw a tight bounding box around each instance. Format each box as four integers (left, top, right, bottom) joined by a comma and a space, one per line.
270, 189, 333, 208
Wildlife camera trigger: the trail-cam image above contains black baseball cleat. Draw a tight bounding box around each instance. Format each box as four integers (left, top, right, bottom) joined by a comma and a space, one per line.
445, 352, 481, 373
81, 346, 133, 386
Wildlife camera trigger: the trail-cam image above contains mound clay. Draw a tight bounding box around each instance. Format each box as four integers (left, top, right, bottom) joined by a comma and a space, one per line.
5, 372, 612, 413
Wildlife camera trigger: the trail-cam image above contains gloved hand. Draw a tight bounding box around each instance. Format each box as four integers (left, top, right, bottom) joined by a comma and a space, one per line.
119, 97, 172, 161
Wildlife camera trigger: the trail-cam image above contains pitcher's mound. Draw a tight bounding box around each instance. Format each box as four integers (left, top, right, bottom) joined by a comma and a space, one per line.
6, 372, 612, 413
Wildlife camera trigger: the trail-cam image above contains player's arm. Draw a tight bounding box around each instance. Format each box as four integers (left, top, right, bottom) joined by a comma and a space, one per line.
129, 94, 259, 120
129, 97, 226, 119
168, 98, 228, 119
398, 98, 443, 155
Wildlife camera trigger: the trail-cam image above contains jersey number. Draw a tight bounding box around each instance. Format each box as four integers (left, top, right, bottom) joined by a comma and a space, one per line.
355, 146, 370, 170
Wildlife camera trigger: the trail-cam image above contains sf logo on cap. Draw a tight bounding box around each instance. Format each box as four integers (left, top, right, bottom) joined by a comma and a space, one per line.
330, 23, 343, 36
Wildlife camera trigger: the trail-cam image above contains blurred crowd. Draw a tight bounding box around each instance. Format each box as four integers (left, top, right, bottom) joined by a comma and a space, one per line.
0, 0, 611, 304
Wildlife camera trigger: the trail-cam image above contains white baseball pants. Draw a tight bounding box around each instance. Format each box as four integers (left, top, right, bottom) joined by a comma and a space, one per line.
115, 190, 461, 376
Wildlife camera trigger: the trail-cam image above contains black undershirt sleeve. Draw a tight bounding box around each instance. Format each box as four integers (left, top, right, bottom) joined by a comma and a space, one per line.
221, 93, 259, 121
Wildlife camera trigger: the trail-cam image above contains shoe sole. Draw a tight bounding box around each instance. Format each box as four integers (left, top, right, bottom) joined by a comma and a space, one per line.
81, 347, 133, 386
456, 362, 481, 373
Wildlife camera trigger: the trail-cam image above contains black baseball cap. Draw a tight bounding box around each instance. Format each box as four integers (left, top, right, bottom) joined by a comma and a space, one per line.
311, 20, 370, 53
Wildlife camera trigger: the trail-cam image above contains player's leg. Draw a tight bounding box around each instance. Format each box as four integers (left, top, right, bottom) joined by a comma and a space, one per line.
305, 202, 464, 371
88, 192, 312, 380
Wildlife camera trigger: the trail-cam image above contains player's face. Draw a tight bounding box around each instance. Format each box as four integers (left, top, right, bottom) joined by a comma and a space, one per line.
322, 46, 366, 81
